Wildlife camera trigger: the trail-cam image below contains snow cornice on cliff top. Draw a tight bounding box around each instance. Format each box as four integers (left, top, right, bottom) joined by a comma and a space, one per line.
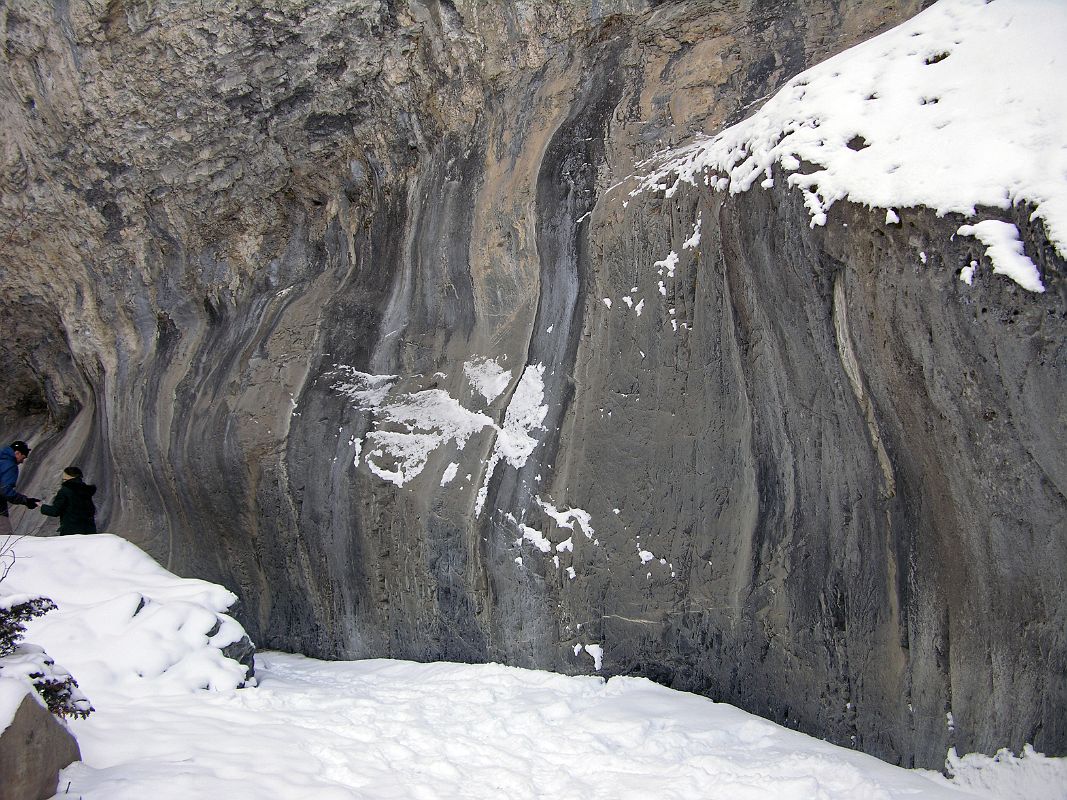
636, 0, 1066, 293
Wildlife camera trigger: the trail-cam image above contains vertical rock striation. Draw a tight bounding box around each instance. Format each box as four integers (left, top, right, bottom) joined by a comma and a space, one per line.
1, 0, 1062, 768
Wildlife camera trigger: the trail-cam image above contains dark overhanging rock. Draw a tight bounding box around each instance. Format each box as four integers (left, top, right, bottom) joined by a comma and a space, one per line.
1, 0, 1062, 770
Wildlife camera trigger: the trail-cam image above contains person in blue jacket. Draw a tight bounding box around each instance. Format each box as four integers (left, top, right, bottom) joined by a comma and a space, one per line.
0, 441, 40, 537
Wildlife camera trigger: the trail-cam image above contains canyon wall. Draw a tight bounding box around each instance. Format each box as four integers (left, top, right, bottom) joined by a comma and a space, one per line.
1, 0, 1063, 768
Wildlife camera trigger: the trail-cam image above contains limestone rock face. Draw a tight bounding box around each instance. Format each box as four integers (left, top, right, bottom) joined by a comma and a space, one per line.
0, 693, 81, 800
1, 0, 1063, 768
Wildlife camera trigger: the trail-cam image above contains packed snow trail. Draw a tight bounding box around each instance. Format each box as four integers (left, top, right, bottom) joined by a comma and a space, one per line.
52, 653, 986, 800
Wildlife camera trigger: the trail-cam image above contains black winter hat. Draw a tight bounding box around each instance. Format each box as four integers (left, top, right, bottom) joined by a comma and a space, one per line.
11, 441, 30, 455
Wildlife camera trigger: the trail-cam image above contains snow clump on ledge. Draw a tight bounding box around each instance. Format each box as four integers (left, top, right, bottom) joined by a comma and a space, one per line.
636, 0, 1067, 292
0, 534, 253, 702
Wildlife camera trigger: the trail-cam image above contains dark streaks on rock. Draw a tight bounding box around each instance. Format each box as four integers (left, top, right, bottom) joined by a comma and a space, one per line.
1, 0, 1063, 771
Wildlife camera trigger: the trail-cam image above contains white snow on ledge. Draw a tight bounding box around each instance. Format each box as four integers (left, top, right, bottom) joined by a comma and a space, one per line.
957, 220, 1044, 292
463, 356, 512, 404
635, 0, 1067, 292
331, 360, 548, 498
0, 677, 31, 736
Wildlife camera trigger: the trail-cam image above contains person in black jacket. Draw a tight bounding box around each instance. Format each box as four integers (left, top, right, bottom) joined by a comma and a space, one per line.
40, 466, 97, 535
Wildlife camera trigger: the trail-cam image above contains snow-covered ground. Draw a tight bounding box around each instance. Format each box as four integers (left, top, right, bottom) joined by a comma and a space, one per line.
1, 534, 1065, 799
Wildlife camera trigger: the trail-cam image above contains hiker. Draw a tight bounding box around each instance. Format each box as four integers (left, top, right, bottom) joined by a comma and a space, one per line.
40, 466, 98, 535
0, 441, 40, 537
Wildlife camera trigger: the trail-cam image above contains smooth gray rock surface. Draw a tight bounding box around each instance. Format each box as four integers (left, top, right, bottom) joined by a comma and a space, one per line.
0, 692, 81, 800
1, 0, 1063, 769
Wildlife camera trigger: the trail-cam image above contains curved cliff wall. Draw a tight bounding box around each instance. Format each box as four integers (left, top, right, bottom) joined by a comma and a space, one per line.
1, 0, 1063, 768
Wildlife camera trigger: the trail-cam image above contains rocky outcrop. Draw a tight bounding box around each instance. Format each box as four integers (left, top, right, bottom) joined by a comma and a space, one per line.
0, 692, 81, 800
579, 176, 1066, 767
217, 626, 256, 682
1, 0, 1063, 769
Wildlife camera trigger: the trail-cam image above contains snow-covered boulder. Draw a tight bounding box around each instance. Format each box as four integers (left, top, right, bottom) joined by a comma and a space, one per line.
0, 534, 254, 799
1, 534, 255, 698
0, 682, 80, 800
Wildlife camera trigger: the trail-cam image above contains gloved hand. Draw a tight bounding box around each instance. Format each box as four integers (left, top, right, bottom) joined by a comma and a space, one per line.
26, 498, 40, 509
